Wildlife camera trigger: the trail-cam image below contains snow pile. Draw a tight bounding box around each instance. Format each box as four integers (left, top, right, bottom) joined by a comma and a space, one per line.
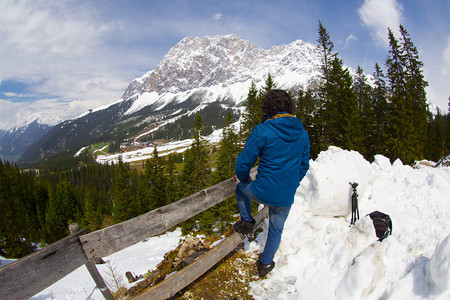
28, 146, 450, 299
248, 146, 450, 300
429, 235, 450, 293
299, 146, 371, 217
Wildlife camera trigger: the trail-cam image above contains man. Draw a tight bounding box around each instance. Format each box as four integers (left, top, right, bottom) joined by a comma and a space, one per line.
234, 89, 310, 277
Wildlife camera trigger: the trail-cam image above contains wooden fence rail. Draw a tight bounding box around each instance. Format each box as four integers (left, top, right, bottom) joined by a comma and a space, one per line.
80, 176, 238, 259
0, 229, 89, 299
134, 206, 269, 300
0, 172, 259, 300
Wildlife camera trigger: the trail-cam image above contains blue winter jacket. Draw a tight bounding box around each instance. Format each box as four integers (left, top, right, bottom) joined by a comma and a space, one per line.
235, 113, 310, 207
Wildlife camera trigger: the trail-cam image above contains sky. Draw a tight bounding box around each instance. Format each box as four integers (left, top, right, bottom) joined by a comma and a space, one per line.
0, 0, 449, 130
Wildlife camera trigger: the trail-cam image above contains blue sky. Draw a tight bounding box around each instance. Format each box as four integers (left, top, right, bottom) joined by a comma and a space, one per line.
0, 0, 449, 129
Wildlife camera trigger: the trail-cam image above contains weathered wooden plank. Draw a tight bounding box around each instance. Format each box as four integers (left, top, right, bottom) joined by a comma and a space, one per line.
80, 177, 238, 259
0, 229, 89, 300
133, 206, 269, 300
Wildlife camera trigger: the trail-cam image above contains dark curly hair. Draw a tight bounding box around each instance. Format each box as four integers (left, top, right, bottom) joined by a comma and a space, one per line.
261, 89, 295, 121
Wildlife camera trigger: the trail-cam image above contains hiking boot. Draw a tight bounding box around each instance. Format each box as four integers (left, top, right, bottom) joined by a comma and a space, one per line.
233, 219, 255, 235
256, 258, 275, 277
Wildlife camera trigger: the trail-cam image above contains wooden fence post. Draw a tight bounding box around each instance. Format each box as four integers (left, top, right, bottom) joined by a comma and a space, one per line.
69, 223, 114, 300
85, 261, 115, 300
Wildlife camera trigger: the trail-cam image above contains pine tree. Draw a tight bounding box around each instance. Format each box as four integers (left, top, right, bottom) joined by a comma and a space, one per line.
191, 113, 212, 189
136, 169, 150, 214
316, 21, 339, 150
214, 112, 240, 183
16, 170, 41, 244
0, 161, 37, 257
445, 97, 450, 155
399, 25, 430, 159
241, 74, 277, 139
194, 112, 242, 234
316, 20, 336, 84
180, 114, 211, 196
165, 153, 181, 202
385, 28, 415, 164
83, 188, 101, 232
354, 65, 375, 159
31, 179, 49, 237
45, 181, 79, 243
296, 89, 321, 158
261, 72, 277, 93
327, 57, 364, 152
372, 63, 390, 157
111, 157, 137, 223
430, 110, 445, 161
179, 114, 212, 232
144, 147, 168, 210
242, 81, 261, 138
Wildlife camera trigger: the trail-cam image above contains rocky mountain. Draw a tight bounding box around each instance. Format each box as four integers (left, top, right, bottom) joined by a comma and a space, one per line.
0, 129, 6, 141
20, 34, 324, 165
0, 120, 52, 163
123, 34, 320, 97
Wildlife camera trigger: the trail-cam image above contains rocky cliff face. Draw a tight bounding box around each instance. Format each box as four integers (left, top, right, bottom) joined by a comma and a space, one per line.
121, 34, 322, 102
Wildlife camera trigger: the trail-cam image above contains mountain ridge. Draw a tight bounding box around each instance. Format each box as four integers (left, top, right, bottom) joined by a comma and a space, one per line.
121, 34, 322, 105
0, 120, 52, 162
19, 34, 324, 165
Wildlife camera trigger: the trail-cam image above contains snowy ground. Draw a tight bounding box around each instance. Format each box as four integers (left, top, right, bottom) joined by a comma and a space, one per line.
30, 230, 183, 299
8, 146, 450, 299
94, 121, 238, 164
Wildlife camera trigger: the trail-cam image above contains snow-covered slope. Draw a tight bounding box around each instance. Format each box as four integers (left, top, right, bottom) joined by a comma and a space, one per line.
95, 121, 234, 164
29, 147, 450, 299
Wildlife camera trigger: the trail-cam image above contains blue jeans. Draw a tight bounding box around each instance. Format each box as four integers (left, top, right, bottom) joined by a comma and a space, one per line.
236, 181, 291, 265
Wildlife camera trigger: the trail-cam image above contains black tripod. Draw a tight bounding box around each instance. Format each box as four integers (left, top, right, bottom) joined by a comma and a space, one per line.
349, 182, 359, 226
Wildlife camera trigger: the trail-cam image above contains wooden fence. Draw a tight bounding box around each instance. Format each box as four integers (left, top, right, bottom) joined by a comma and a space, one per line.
0, 172, 266, 300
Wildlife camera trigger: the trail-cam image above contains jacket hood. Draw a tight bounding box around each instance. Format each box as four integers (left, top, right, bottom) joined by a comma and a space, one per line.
265, 115, 304, 143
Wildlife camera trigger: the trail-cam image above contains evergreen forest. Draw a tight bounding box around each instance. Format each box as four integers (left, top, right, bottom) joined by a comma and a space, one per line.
1, 23, 449, 259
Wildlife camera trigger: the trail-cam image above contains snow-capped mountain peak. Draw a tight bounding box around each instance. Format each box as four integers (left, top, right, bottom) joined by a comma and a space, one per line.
121, 34, 323, 107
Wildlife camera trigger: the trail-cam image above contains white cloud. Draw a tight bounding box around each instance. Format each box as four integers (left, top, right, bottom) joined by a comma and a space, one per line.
358, 0, 403, 47
0, 1, 112, 61
3, 92, 25, 98
0, 98, 60, 129
345, 34, 357, 47
213, 13, 223, 20
0, 100, 20, 129
443, 36, 450, 76
0, 0, 130, 129
422, 36, 450, 113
